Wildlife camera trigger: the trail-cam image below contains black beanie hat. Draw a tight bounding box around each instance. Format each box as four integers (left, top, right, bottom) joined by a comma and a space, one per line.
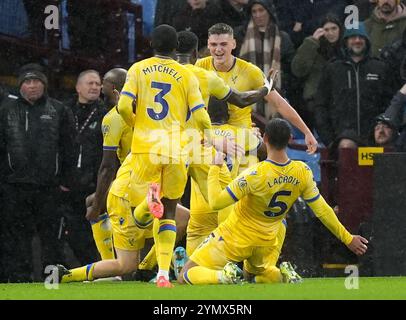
17, 63, 48, 89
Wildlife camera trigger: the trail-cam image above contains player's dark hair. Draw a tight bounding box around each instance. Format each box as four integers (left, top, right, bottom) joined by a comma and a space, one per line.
151, 24, 178, 54
265, 118, 291, 150
177, 31, 199, 54
208, 23, 234, 37
207, 96, 229, 124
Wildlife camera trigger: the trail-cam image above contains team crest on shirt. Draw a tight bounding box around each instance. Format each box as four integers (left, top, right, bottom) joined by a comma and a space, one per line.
102, 124, 110, 136
238, 177, 248, 190
119, 217, 125, 226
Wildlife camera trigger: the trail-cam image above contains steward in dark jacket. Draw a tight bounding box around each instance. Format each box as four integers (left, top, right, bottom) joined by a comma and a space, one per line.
0, 64, 75, 282
314, 23, 394, 146
60, 70, 107, 265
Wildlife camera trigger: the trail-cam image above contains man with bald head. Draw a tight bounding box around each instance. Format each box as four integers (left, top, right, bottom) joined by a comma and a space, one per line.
102, 68, 128, 109
62, 70, 108, 265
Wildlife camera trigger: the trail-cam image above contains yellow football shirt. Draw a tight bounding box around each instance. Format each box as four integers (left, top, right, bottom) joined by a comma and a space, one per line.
222, 160, 318, 246
120, 56, 206, 159
184, 64, 232, 108
196, 56, 267, 128
102, 106, 133, 164
189, 124, 259, 215
211, 159, 352, 247
109, 153, 133, 201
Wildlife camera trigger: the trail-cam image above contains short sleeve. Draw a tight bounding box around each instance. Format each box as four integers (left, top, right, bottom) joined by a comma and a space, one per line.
208, 71, 232, 101
187, 73, 206, 113
102, 113, 123, 151
225, 168, 258, 201
120, 68, 138, 101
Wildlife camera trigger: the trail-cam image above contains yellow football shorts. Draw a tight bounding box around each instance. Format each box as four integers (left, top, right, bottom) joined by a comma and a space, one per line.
128, 154, 188, 206
190, 227, 284, 276
107, 192, 152, 251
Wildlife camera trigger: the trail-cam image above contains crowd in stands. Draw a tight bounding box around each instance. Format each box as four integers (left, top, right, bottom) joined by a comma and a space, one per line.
0, 0, 406, 282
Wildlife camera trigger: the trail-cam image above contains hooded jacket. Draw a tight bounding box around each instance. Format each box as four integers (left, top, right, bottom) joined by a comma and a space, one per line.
314, 24, 395, 146
365, 3, 406, 57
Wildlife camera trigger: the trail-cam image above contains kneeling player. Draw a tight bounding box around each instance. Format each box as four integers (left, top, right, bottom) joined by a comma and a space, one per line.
178, 119, 368, 285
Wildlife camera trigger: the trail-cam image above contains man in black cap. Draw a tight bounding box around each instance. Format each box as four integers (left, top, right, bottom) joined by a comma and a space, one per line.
371, 114, 400, 148
0, 63, 76, 282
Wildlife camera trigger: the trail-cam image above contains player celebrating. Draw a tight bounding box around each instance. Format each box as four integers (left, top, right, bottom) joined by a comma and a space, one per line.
197, 23, 317, 154
117, 25, 213, 288
178, 118, 368, 285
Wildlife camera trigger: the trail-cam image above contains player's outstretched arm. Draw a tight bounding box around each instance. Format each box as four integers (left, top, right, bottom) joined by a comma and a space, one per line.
264, 90, 317, 154
307, 195, 368, 256
227, 87, 269, 107
347, 235, 369, 256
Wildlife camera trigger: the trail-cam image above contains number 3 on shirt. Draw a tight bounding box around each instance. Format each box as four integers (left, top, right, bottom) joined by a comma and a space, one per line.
147, 81, 171, 120
264, 190, 292, 217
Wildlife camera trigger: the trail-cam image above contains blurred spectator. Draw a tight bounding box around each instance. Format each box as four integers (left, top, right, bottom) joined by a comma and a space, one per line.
154, 0, 185, 27
0, 63, 76, 282
217, 0, 250, 51
22, 1, 50, 43
380, 27, 406, 89
0, 0, 28, 37
369, 113, 400, 147
271, 0, 295, 33
353, 0, 378, 21
172, 0, 222, 51
314, 23, 394, 148
292, 15, 344, 130
0, 86, 6, 106
67, 1, 112, 57
61, 70, 107, 265
288, 0, 350, 48
239, 0, 295, 118
132, 0, 157, 36
364, 0, 406, 57
384, 83, 406, 130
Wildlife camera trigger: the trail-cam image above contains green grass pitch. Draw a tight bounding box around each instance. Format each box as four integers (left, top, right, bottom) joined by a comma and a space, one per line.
1, 277, 405, 300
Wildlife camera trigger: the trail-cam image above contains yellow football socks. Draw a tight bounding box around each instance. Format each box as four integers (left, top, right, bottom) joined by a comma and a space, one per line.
154, 219, 176, 276
138, 245, 157, 271
182, 266, 220, 285
133, 199, 154, 228
61, 263, 95, 283
91, 213, 114, 260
